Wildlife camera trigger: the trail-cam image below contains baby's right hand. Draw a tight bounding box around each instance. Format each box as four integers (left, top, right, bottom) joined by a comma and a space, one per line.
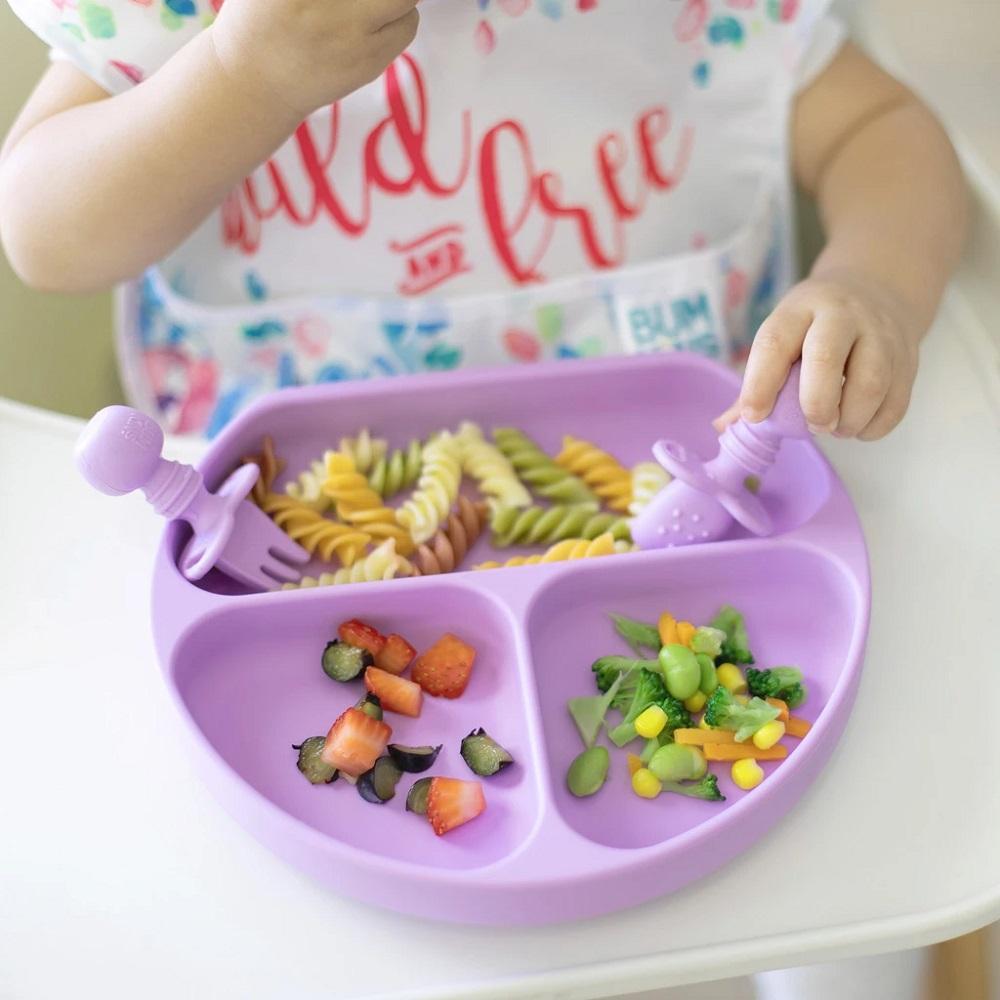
211, 0, 419, 118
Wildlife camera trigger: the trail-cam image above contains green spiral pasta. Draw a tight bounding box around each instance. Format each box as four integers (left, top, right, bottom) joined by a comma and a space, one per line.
492, 428, 597, 504
491, 503, 631, 547
368, 439, 423, 497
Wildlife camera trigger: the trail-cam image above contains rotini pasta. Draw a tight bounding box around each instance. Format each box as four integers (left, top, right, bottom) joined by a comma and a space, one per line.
412, 496, 489, 575
368, 439, 423, 498
242, 435, 284, 507
455, 421, 532, 508
258, 493, 371, 566
281, 539, 416, 589
338, 428, 387, 475
490, 502, 631, 547
492, 428, 596, 505
554, 436, 632, 512
474, 532, 623, 569
285, 452, 333, 512
628, 461, 671, 517
322, 452, 415, 555
395, 431, 462, 544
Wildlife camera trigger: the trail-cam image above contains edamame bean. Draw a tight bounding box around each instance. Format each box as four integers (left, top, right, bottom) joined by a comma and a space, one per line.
648, 742, 704, 782
697, 652, 719, 695
567, 745, 610, 797
658, 643, 701, 700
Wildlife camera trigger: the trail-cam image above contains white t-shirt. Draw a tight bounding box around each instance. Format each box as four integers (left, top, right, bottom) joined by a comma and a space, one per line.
11, 0, 844, 435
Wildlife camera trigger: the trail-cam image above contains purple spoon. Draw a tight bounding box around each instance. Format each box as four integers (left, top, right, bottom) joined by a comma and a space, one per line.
75, 406, 309, 590
631, 363, 812, 549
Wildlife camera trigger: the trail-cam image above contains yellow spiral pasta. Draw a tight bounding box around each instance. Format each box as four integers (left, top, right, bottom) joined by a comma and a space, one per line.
258, 493, 371, 566
554, 436, 633, 512
628, 461, 671, 517
455, 421, 532, 508
285, 452, 333, 512
322, 452, 414, 555
474, 531, 624, 570
339, 428, 387, 475
395, 431, 462, 544
282, 539, 416, 589
412, 497, 489, 575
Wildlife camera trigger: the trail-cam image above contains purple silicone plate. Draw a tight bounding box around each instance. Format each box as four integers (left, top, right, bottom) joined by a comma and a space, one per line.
151, 353, 869, 925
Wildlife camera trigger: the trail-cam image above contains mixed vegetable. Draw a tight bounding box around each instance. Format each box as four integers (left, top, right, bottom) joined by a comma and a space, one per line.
566, 605, 814, 801
291, 617, 511, 837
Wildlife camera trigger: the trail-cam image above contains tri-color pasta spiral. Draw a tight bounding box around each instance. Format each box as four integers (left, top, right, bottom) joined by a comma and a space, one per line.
474, 532, 626, 570
455, 421, 531, 509
492, 428, 596, 504
490, 502, 631, 547
242, 435, 284, 507
396, 431, 462, 544
339, 428, 387, 475
285, 453, 332, 512
412, 496, 489, 575
281, 539, 416, 589
368, 439, 423, 498
554, 436, 632, 512
258, 493, 371, 566
322, 452, 415, 555
628, 461, 671, 516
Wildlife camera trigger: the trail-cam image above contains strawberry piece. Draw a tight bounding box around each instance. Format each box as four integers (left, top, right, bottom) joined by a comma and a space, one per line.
337, 619, 386, 657
412, 633, 477, 698
320, 707, 392, 777
365, 667, 423, 718
426, 777, 486, 836
374, 633, 417, 675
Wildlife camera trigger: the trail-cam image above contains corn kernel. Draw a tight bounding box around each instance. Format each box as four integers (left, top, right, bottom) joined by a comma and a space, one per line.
658, 612, 679, 646
631, 767, 662, 799
676, 620, 697, 647
634, 705, 667, 739
717, 663, 747, 694
684, 691, 707, 713
753, 720, 786, 750
731, 758, 764, 790
626, 753, 643, 776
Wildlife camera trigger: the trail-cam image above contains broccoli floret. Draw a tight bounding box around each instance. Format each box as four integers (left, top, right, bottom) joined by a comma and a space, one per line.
702, 686, 780, 742
690, 626, 726, 658
745, 666, 807, 709
659, 694, 692, 738
608, 668, 669, 747
661, 772, 725, 802
591, 655, 656, 693
710, 605, 755, 665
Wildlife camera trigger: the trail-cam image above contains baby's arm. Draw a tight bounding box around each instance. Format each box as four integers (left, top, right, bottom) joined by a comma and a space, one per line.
727, 42, 967, 440
0, 0, 418, 292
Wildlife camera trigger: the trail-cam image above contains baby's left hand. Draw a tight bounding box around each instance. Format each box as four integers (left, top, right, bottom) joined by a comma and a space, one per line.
715, 269, 921, 440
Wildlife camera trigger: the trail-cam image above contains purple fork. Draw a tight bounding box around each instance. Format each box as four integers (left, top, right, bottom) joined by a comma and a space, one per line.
75, 406, 309, 591
631, 363, 812, 549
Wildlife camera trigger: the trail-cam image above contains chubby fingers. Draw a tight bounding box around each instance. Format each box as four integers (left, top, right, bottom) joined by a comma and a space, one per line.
738, 304, 811, 423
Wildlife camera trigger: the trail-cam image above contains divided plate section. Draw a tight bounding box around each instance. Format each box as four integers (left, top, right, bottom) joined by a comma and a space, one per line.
525, 542, 866, 850
168, 579, 544, 870
174, 355, 833, 595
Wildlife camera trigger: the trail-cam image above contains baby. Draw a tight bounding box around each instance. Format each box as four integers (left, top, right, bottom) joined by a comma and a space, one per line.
0, 0, 966, 438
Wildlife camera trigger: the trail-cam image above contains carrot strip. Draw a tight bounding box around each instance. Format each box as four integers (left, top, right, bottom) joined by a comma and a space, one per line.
703, 743, 788, 762
785, 716, 812, 739
766, 698, 789, 721
674, 728, 738, 746
676, 621, 697, 648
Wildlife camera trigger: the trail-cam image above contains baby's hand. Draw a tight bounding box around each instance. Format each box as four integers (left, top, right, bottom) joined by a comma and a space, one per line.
211, 0, 419, 118
716, 270, 920, 441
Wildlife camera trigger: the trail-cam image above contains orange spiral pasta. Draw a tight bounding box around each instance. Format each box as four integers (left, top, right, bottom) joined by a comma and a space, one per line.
322, 452, 415, 555
554, 436, 633, 512
258, 492, 371, 566
412, 497, 489, 575
242, 435, 285, 507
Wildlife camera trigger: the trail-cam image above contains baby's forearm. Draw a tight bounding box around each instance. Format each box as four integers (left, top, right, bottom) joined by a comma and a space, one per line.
0, 32, 302, 292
